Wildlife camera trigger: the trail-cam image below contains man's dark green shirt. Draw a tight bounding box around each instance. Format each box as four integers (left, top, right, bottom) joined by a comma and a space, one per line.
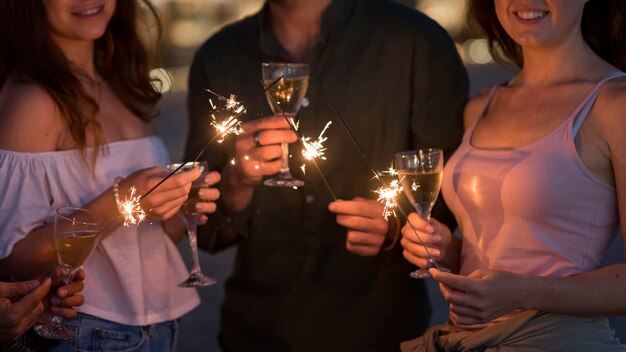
185, 0, 468, 350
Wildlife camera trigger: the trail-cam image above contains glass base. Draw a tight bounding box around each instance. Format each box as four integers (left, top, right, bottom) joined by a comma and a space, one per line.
263, 172, 304, 187
178, 272, 216, 288
34, 322, 75, 340
409, 259, 451, 279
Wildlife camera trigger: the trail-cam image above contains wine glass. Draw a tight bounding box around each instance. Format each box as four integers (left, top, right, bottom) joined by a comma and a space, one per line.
34, 207, 103, 340
394, 149, 449, 279
166, 161, 216, 287
261, 62, 309, 187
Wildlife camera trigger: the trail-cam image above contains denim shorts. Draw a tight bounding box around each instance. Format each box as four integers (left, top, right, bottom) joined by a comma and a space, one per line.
49, 313, 179, 352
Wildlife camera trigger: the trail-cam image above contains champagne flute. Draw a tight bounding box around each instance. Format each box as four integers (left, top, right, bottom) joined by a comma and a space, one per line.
394, 149, 449, 279
34, 207, 103, 340
261, 62, 309, 187
166, 161, 216, 287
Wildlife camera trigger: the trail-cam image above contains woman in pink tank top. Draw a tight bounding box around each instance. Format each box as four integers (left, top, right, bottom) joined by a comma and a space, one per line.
400, 0, 626, 350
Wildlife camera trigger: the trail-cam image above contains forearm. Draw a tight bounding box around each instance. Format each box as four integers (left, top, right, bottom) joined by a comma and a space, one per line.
220, 165, 254, 213
521, 263, 626, 316
162, 215, 186, 243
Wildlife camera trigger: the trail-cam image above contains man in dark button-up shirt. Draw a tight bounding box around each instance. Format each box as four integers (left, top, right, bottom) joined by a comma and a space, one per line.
185, 0, 468, 350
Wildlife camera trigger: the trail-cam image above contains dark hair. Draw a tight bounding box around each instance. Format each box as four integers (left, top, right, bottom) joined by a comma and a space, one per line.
468, 0, 626, 71
0, 0, 162, 164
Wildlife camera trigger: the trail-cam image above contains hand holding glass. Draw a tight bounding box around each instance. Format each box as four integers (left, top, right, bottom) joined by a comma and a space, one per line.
261, 62, 309, 187
394, 148, 450, 279
166, 161, 216, 287
34, 207, 103, 340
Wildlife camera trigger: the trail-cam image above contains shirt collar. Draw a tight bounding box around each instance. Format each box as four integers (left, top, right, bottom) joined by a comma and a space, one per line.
258, 0, 356, 61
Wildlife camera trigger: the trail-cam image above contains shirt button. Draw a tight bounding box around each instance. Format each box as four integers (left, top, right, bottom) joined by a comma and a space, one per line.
301, 97, 310, 107
305, 194, 315, 204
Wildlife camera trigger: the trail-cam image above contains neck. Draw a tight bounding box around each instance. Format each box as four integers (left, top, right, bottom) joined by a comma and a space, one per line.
515, 35, 611, 87
268, 0, 332, 62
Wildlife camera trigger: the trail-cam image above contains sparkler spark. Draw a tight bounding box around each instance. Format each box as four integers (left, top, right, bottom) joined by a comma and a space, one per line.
119, 186, 146, 226
301, 121, 332, 162
374, 178, 403, 220
210, 113, 243, 143
207, 90, 245, 143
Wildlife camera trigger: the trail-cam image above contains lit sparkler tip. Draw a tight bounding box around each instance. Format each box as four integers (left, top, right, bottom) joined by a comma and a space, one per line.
301, 121, 332, 161
374, 178, 402, 220
119, 186, 146, 226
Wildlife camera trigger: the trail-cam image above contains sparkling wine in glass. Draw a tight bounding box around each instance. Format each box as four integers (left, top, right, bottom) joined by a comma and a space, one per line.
166, 161, 216, 287
34, 207, 103, 340
394, 148, 450, 279
262, 62, 309, 187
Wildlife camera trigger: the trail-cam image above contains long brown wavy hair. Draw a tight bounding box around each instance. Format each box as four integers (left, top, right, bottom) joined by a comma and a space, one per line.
468, 0, 626, 71
0, 0, 163, 165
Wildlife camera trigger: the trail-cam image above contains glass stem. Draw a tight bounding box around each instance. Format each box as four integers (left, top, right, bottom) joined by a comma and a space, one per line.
279, 142, 290, 174
185, 216, 202, 274
53, 264, 78, 326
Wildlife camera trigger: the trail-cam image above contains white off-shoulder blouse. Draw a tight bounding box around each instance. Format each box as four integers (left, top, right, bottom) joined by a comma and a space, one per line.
0, 136, 200, 325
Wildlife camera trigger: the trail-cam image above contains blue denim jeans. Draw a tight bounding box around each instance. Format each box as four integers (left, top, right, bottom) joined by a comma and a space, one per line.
49, 313, 179, 352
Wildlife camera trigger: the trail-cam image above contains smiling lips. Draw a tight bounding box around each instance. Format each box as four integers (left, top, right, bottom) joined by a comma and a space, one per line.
515, 10, 549, 20
73, 5, 104, 18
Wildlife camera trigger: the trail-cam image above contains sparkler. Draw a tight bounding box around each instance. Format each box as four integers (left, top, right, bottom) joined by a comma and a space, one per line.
207, 91, 245, 143
301, 121, 332, 174
261, 80, 337, 201
118, 186, 146, 226
330, 105, 443, 270
108, 77, 283, 229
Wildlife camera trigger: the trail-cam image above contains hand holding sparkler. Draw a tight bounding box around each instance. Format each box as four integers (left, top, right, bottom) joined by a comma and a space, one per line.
114, 166, 200, 224
328, 197, 390, 257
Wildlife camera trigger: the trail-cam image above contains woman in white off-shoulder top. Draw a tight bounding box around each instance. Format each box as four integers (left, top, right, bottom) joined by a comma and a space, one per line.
0, 0, 220, 350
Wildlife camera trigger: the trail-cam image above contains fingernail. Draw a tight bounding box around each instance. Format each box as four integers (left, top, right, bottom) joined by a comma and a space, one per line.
425, 225, 435, 233
198, 189, 206, 197
27, 280, 39, 290
431, 249, 440, 256
50, 306, 60, 314
58, 288, 67, 297
50, 296, 61, 305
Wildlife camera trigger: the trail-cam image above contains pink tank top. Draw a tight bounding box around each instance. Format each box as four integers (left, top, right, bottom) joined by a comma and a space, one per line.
441, 71, 625, 278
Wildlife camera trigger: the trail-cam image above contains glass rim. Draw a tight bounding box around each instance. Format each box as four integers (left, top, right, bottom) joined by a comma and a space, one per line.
261, 62, 309, 68
56, 207, 104, 227
394, 148, 443, 156
166, 161, 207, 168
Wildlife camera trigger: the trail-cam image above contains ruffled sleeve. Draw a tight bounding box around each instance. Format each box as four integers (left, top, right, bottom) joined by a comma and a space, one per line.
0, 151, 55, 259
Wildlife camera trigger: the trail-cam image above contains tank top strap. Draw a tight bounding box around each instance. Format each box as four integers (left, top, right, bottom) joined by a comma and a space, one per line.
572, 71, 626, 137
464, 86, 498, 142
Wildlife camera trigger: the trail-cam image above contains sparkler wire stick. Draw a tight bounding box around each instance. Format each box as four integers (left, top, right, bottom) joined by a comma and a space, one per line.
100, 77, 284, 234
329, 105, 442, 270
261, 80, 337, 201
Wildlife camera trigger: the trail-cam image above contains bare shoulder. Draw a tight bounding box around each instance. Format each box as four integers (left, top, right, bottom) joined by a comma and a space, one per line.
463, 86, 494, 130
595, 77, 626, 147
0, 78, 63, 152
